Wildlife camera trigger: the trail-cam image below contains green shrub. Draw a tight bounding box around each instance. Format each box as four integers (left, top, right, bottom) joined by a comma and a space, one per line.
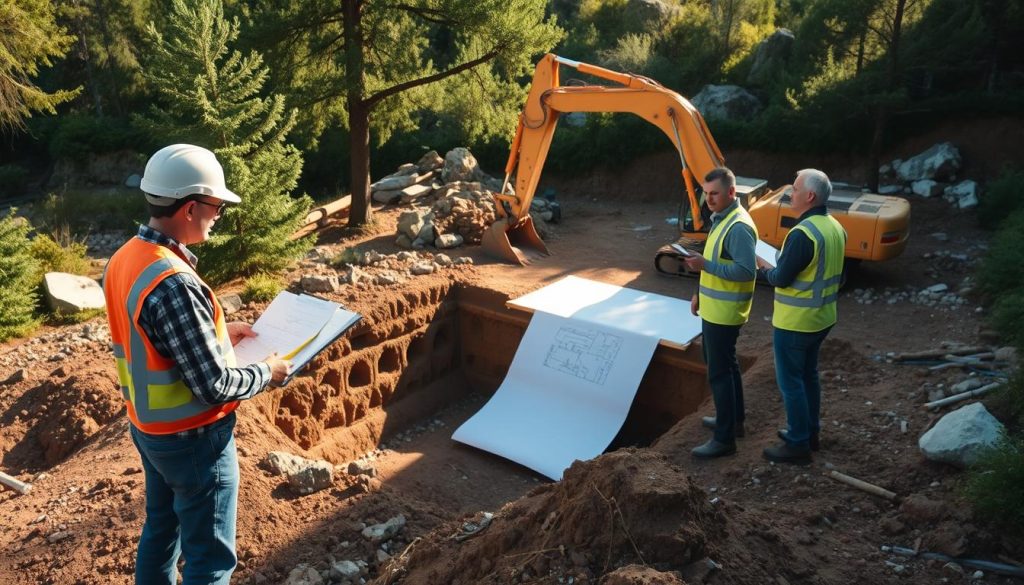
242, 273, 283, 303
977, 168, 1024, 229
0, 211, 41, 341
30, 231, 91, 277
978, 208, 1024, 297
987, 370, 1024, 429
0, 164, 29, 198
991, 292, 1024, 350
47, 114, 150, 163
36, 190, 147, 233
964, 433, 1024, 537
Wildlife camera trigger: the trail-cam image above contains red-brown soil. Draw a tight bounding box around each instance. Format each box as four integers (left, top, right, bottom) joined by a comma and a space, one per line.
2, 121, 1022, 585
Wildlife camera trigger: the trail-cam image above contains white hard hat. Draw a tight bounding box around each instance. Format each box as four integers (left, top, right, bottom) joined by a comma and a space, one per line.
140, 144, 241, 203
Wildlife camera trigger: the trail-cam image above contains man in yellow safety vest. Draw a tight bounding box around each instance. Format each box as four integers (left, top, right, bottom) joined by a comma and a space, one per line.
684, 167, 758, 458
757, 168, 846, 465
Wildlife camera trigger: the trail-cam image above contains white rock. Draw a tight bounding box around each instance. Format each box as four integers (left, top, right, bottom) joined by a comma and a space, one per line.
919, 402, 1004, 468
410, 262, 435, 276
911, 179, 943, 198
947, 180, 979, 209
434, 254, 452, 267
435, 233, 463, 249
329, 560, 361, 581
284, 563, 324, 585
897, 142, 961, 182
361, 514, 406, 543
219, 293, 243, 315
400, 183, 433, 204
300, 274, 340, 294
43, 273, 105, 313
371, 174, 417, 191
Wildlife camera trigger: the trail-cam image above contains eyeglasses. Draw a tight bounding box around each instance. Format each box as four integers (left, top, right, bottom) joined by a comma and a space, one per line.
195, 200, 228, 215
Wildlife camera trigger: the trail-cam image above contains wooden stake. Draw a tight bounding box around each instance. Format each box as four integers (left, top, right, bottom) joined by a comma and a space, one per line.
0, 470, 32, 495
828, 470, 897, 501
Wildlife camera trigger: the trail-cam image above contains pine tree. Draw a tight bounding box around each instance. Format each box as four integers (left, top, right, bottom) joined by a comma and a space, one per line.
137, 0, 312, 284
0, 0, 79, 130
245, 0, 563, 226
0, 211, 40, 341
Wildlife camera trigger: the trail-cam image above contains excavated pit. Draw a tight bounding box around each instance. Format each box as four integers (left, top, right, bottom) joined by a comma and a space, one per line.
252, 281, 711, 466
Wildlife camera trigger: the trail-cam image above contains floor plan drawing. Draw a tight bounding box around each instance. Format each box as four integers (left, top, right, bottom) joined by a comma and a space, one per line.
543, 326, 622, 385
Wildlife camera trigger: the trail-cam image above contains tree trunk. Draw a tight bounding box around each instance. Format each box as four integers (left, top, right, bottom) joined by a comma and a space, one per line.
343, 0, 371, 227
866, 0, 906, 193
867, 105, 885, 192
348, 102, 371, 226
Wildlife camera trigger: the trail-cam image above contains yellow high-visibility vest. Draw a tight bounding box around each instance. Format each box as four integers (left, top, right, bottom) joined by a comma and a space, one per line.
698, 205, 758, 326
773, 214, 847, 333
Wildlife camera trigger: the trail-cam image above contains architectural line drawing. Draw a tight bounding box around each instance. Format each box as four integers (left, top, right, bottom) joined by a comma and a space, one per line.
543, 326, 622, 385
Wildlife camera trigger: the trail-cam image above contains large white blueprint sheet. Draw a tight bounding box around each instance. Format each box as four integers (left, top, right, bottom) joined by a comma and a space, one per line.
452, 311, 660, 480
508, 275, 701, 348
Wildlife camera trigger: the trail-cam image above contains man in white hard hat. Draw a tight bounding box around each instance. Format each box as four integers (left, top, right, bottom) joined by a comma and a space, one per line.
103, 144, 290, 584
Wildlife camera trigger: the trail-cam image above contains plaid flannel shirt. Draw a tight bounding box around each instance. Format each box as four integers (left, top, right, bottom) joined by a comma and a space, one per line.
134, 225, 271, 405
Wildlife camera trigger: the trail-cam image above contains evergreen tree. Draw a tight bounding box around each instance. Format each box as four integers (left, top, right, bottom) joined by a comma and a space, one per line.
0, 0, 79, 130
138, 0, 313, 284
245, 0, 562, 226
0, 211, 40, 341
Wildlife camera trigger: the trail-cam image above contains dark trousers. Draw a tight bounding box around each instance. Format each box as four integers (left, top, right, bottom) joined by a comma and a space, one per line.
702, 320, 745, 443
773, 326, 832, 447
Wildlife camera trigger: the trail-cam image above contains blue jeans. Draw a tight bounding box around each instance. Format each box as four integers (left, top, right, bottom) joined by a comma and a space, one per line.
773, 326, 832, 447
702, 320, 745, 444
129, 413, 238, 585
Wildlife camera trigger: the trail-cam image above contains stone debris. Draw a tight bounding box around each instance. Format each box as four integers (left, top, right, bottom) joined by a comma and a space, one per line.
263, 451, 335, 494
219, 293, 243, 315
368, 147, 559, 252
361, 514, 406, 543
879, 142, 985, 209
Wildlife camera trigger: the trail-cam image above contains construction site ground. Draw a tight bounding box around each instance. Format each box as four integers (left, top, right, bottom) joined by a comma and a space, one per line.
2, 122, 1023, 585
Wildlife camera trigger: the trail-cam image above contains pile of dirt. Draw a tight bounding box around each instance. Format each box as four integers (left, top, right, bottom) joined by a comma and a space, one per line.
382, 449, 821, 585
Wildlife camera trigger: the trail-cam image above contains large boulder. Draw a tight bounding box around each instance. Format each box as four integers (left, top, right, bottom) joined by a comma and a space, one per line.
746, 28, 795, 86
691, 85, 763, 122
442, 147, 483, 183
43, 273, 105, 314
896, 142, 961, 182
918, 402, 1004, 468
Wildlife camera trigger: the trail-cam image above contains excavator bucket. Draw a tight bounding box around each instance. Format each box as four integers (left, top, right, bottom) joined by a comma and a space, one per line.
481, 216, 550, 265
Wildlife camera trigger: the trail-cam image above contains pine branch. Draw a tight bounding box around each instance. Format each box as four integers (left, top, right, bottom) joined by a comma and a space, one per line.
365, 49, 499, 107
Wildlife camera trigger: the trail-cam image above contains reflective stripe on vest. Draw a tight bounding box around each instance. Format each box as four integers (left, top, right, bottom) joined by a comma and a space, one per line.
698, 205, 757, 326
105, 237, 238, 434
772, 215, 846, 332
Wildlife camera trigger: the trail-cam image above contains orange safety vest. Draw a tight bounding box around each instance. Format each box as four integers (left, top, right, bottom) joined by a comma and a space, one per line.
104, 236, 238, 434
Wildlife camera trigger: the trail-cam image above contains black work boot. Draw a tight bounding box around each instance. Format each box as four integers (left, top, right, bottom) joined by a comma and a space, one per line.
691, 439, 737, 459
777, 429, 820, 451
762, 441, 812, 465
701, 416, 745, 438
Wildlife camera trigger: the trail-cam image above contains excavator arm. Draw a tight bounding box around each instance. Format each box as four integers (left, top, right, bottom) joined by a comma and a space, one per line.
483, 54, 727, 264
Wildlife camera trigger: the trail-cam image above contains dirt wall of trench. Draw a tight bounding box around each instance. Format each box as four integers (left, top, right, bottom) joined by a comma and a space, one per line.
237, 277, 716, 465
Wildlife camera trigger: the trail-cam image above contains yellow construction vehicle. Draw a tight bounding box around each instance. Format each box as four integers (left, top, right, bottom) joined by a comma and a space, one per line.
481, 54, 910, 269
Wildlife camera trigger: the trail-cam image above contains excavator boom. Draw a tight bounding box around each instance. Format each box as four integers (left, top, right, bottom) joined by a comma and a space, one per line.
484, 54, 725, 264
484, 54, 910, 267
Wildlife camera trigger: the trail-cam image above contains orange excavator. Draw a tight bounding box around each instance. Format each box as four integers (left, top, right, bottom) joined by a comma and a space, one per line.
481, 54, 910, 270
